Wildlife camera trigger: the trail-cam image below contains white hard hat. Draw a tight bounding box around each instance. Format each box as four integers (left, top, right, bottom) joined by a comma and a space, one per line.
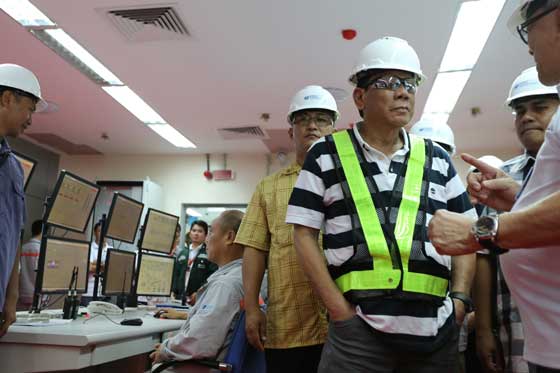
0, 64, 47, 112
468, 155, 504, 173
287, 85, 339, 123
410, 118, 456, 156
507, 0, 536, 34
505, 66, 558, 106
349, 36, 426, 86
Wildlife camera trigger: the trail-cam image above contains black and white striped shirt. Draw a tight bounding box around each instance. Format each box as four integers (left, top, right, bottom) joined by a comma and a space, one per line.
286, 124, 477, 345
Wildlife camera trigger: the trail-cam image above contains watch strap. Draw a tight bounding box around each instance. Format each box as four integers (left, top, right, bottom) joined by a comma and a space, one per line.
479, 238, 508, 255
449, 291, 474, 313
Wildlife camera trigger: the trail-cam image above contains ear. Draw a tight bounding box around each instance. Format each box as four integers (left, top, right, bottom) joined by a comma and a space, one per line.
353, 88, 365, 112
225, 230, 236, 245
288, 126, 294, 140
0, 90, 12, 109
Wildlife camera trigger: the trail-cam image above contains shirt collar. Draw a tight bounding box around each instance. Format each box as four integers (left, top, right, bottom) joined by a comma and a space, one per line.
280, 162, 302, 176
509, 151, 535, 174
190, 242, 203, 251
0, 137, 11, 155
352, 122, 410, 158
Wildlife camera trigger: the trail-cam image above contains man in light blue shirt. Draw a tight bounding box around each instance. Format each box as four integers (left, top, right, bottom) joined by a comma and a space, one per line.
0, 64, 46, 337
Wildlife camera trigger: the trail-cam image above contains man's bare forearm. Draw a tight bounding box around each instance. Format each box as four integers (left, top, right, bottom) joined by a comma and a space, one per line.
242, 247, 266, 310
293, 225, 353, 320
498, 191, 560, 249
451, 253, 476, 294
474, 255, 494, 334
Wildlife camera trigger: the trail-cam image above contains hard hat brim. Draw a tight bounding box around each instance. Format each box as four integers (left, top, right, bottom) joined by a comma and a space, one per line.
35, 98, 49, 113
349, 66, 427, 86
505, 87, 560, 106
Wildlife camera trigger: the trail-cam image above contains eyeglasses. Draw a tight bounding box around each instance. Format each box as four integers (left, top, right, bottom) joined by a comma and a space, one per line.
292, 113, 334, 128
364, 76, 418, 94
517, 1, 559, 45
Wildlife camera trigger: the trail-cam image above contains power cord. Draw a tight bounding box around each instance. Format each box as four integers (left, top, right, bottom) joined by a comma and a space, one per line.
82, 313, 122, 326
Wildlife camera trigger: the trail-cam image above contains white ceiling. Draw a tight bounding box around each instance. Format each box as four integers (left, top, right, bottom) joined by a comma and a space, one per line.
2, 0, 534, 155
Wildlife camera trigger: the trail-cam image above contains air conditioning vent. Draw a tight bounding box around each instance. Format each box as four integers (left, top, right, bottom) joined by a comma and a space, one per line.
217, 126, 269, 140
103, 5, 189, 42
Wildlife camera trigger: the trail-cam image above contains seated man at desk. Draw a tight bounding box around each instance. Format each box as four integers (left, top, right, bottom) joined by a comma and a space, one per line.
150, 210, 245, 363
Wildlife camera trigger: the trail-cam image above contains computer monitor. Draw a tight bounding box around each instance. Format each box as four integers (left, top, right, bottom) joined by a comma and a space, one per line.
138, 208, 179, 254
102, 249, 136, 296
105, 193, 144, 244
12, 151, 37, 191
41, 237, 89, 294
46, 171, 100, 233
135, 252, 175, 297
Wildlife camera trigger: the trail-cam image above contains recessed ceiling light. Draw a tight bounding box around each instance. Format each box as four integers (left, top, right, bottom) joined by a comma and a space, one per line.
0, 0, 55, 27
102, 86, 165, 124
148, 124, 196, 149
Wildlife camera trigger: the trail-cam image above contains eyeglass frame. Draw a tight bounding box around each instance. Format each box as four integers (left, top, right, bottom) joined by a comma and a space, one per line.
290, 111, 335, 128
517, 0, 560, 45
361, 75, 419, 94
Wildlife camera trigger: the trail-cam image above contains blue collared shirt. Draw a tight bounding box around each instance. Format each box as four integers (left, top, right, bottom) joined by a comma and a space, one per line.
0, 138, 26, 310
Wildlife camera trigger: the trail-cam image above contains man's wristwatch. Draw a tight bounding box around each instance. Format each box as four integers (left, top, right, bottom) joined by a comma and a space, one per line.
471, 215, 508, 255
449, 291, 474, 313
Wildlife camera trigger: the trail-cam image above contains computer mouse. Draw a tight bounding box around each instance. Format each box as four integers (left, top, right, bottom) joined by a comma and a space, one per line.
154, 310, 165, 318
120, 318, 143, 326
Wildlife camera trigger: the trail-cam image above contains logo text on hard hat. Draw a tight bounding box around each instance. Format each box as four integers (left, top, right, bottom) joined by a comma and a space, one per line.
304, 95, 321, 101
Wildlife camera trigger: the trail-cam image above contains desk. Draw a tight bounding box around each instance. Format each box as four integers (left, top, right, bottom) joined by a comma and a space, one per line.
0, 310, 184, 373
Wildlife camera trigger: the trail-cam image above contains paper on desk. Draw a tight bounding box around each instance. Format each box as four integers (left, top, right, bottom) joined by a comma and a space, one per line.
13, 319, 73, 327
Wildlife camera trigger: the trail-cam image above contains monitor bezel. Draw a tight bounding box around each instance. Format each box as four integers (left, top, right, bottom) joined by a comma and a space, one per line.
102, 248, 136, 296
40, 236, 91, 294
105, 193, 144, 244
11, 150, 37, 192
135, 251, 176, 297
138, 207, 179, 255
44, 170, 101, 234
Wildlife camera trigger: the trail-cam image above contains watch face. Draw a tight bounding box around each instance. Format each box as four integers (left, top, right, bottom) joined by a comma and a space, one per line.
476, 216, 497, 238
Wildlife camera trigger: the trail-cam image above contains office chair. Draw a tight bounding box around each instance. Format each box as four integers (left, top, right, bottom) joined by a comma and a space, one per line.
153, 310, 266, 373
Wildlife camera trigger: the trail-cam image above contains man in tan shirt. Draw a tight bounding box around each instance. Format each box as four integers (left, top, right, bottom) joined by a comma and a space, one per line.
235, 85, 338, 373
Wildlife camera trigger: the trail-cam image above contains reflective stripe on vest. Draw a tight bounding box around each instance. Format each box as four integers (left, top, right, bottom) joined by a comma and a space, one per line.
332, 131, 447, 298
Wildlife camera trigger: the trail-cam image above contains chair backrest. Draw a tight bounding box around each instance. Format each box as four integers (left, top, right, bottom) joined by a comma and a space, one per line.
223, 310, 266, 373
153, 309, 266, 373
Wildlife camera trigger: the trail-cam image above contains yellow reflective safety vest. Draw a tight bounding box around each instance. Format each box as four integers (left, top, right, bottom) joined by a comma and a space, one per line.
329, 130, 448, 300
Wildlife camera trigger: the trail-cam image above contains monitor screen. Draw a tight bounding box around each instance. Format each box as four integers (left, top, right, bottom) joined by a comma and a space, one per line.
103, 249, 136, 295
136, 252, 175, 297
139, 208, 179, 254
41, 238, 89, 293
46, 171, 100, 233
12, 151, 37, 191
105, 194, 144, 244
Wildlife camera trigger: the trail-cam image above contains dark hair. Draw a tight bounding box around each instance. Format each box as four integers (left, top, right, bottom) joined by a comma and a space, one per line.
94, 221, 102, 231
0, 85, 38, 104
526, 0, 558, 20
31, 220, 43, 236
190, 220, 208, 235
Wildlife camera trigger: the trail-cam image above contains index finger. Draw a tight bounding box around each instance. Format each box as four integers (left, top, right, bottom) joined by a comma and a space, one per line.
461, 153, 498, 178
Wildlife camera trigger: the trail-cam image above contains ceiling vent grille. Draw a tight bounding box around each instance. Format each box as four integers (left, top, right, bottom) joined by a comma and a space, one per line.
104, 5, 189, 42
218, 126, 269, 140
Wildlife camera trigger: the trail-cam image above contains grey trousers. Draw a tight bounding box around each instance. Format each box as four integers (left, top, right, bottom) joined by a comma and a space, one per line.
318, 315, 459, 373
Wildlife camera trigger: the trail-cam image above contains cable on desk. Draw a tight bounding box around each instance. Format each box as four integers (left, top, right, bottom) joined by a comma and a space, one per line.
82, 313, 122, 326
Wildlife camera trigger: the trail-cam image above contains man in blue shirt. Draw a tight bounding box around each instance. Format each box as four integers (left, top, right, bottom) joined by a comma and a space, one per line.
0, 64, 47, 337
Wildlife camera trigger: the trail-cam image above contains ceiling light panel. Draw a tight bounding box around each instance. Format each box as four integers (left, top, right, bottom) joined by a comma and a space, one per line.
0, 0, 55, 27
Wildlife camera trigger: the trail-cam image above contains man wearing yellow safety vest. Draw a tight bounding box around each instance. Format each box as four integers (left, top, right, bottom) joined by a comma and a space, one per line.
286, 36, 477, 372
